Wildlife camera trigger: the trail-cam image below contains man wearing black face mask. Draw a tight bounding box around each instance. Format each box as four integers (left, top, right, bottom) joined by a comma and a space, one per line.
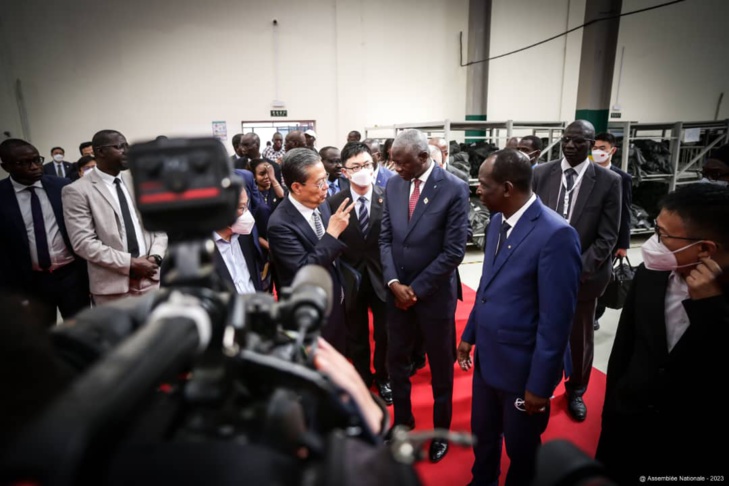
596, 183, 728, 484
532, 120, 621, 422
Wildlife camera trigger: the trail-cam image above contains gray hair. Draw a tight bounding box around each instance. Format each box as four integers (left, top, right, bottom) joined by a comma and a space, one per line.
282, 147, 321, 187
392, 129, 429, 155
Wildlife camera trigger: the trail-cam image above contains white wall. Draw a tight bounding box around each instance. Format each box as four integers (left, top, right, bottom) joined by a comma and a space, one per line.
0, 0, 469, 159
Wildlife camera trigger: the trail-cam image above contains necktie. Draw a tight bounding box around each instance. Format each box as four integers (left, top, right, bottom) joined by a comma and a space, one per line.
408, 179, 421, 220
557, 168, 577, 219
114, 178, 140, 257
27, 187, 52, 270
328, 182, 338, 197
56, 164, 63, 178
312, 209, 325, 239
495, 221, 511, 258
358, 196, 369, 236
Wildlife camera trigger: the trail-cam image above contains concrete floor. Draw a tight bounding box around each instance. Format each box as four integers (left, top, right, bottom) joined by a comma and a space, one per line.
458, 234, 650, 373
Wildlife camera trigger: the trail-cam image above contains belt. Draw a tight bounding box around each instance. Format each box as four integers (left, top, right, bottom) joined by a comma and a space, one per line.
33, 260, 75, 274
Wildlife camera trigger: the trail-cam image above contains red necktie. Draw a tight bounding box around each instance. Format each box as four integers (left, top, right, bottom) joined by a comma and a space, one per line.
408, 179, 421, 220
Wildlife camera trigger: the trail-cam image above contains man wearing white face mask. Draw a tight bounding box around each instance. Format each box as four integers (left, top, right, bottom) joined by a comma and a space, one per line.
42, 147, 75, 181
596, 183, 729, 483
592, 132, 633, 331
212, 187, 263, 294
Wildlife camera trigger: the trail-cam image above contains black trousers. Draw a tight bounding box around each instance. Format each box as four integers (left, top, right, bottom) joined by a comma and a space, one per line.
28, 259, 90, 327
345, 272, 388, 385
387, 305, 455, 429
564, 298, 597, 396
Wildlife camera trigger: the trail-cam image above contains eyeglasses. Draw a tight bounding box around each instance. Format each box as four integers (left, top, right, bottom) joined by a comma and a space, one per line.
14, 156, 45, 167
654, 222, 703, 245
343, 162, 373, 173
561, 137, 594, 145
98, 143, 129, 151
306, 178, 329, 190
702, 168, 729, 181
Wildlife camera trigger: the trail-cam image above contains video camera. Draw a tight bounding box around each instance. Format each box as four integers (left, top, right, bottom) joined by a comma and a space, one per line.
0, 137, 420, 486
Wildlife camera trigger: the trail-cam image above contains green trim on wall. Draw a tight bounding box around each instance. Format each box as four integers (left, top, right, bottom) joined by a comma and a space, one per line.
465, 114, 487, 144
575, 109, 609, 134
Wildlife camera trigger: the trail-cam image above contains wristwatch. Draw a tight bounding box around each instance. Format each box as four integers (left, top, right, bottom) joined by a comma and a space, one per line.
150, 254, 163, 266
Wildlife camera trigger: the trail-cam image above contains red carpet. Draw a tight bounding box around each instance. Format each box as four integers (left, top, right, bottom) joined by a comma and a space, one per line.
375, 285, 606, 486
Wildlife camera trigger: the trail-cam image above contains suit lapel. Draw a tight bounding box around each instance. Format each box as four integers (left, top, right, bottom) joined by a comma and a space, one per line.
284, 198, 319, 246
544, 163, 563, 211
482, 200, 542, 291
89, 169, 122, 219
640, 269, 671, 360
238, 234, 262, 291
41, 178, 72, 250
477, 213, 502, 295
570, 163, 596, 227
405, 164, 443, 239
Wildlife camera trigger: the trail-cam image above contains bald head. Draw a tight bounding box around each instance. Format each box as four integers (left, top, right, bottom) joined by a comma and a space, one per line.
562, 120, 596, 166
285, 131, 307, 151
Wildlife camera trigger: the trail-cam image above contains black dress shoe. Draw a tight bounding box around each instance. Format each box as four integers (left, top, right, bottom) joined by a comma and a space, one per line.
376, 380, 393, 406
429, 439, 449, 463
567, 395, 587, 422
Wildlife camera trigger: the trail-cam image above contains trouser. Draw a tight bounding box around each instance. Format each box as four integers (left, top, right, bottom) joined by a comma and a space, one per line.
29, 259, 90, 327
564, 298, 597, 396
346, 272, 388, 385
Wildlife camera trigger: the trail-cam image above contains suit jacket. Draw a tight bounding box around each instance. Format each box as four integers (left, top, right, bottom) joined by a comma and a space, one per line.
533, 160, 621, 300
62, 169, 168, 296
610, 164, 633, 251
375, 165, 395, 189
602, 265, 728, 419
380, 164, 469, 318
212, 233, 264, 293
328, 185, 387, 303
327, 176, 349, 197
461, 198, 582, 397
0, 175, 85, 290
42, 161, 75, 180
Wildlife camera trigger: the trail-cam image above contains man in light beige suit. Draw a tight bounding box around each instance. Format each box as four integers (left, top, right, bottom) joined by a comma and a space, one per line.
63, 130, 168, 304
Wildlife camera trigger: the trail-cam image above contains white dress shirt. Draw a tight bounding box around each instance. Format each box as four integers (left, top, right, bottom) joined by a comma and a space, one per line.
288, 194, 319, 235
503, 193, 537, 238
558, 157, 589, 222
213, 232, 256, 295
95, 169, 147, 256
664, 271, 691, 352
10, 177, 74, 271
350, 184, 373, 218
53, 162, 66, 178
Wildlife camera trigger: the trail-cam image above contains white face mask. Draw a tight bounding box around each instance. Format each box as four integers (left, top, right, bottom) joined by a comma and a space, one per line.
699, 177, 729, 187
350, 168, 373, 187
591, 149, 611, 164
53, 154, 64, 162
640, 234, 703, 271
230, 210, 255, 235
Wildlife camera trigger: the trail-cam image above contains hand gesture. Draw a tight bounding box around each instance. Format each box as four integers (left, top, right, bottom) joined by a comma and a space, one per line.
326, 198, 355, 238
265, 163, 276, 181
686, 257, 723, 300
130, 257, 158, 279
457, 341, 473, 371
389, 282, 417, 310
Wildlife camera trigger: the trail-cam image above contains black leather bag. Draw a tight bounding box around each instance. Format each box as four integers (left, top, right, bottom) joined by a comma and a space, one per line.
599, 257, 635, 310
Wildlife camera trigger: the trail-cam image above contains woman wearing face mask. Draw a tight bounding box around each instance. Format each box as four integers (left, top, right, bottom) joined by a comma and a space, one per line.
596, 183, 729, 484
211, 187, 264, 295
76, 155, 97, 178
699, 142, 729, 186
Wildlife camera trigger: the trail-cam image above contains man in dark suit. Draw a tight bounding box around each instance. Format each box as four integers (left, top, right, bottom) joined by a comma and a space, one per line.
212, 185, 264, 294
596, 183, 728, 483
328, 142, 391, 405
532, 120, 622, 422
380, 129, 470, 462
458, 149, 582, 486
42, 146, 76, 180
230, 133, 245, 168
0, 139, 89, 327
320, 146, 349, 197
592, 131, 633, 331
267, 148, 355, 353
363, 138, 395, 189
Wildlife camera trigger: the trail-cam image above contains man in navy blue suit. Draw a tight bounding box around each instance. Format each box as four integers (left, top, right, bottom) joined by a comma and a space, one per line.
380, 129, 470, 463
458, 149, 582, 486
0, 139, 90, 327
267, 148, 355, 353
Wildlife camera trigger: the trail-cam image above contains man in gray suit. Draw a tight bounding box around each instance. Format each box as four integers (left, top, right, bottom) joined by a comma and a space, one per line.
63, 130, 168, 305
532, 120, 621, 422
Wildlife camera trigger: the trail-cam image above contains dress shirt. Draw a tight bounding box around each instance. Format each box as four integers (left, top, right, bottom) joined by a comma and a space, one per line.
328, 178, 341, 196
53, 162, 66, 178
213, 232, 256, 295
558, 157, 589, 222
350, 184, 373, 218
503, 193, 537, 238
409, 160, 435, 198
288, 194, 319, 236
10, 177, 74, 271
665, 271, 691, 352
95, 169, 147, 256
262, 146, 285, 161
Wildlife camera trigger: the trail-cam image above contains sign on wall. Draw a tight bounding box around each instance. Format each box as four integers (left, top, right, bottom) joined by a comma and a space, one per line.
212, 121, 227, 140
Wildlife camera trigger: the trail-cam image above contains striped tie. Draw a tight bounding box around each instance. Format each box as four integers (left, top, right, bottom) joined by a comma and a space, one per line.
358, 196, 369, 236
312, 209, 325, 239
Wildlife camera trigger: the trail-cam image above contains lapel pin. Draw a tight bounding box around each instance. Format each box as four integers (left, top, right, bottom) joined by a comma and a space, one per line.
508, 245, 512, 249
378, 198, 383, 204
424, 198, 429, 204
